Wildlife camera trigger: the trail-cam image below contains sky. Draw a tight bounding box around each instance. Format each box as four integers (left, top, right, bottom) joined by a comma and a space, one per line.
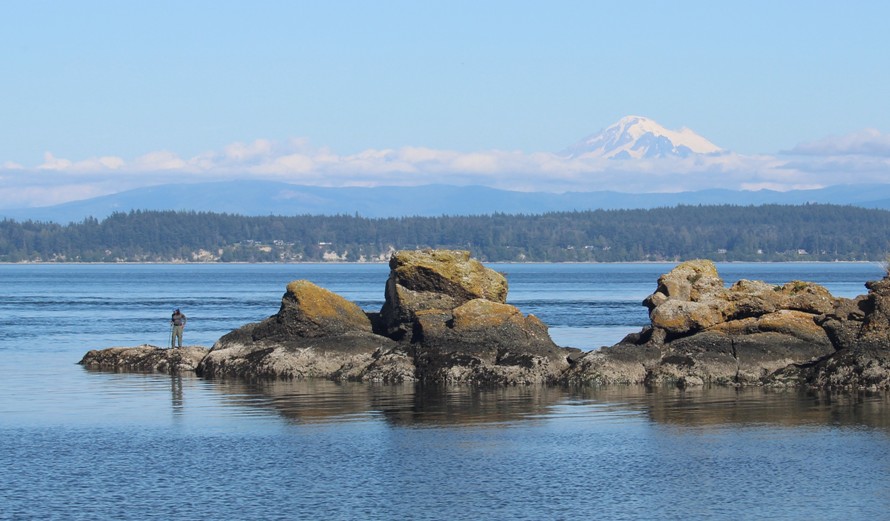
1, 0, 889, 208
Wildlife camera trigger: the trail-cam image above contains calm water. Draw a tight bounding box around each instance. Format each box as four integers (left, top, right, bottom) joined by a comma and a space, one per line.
2, 262, 890, 520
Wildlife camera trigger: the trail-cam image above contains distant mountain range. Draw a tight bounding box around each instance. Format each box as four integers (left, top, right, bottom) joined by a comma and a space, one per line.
3, 116, 889, 223
4, 180, 890, 223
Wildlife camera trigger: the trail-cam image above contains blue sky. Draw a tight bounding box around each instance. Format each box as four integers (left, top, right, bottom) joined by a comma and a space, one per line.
2, 1, 889, 207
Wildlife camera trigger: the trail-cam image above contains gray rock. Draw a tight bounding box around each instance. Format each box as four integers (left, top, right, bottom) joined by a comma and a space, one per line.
79, 344, 208, 374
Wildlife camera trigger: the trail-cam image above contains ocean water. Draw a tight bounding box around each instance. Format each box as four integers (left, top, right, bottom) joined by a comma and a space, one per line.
2, 262, 890, 520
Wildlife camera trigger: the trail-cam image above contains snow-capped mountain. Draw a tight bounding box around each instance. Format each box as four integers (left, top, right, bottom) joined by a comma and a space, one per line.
562, 115, 724, 159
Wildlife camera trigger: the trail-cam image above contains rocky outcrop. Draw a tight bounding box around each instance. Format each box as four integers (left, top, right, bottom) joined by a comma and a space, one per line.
380, 250, 569, 384
83, 254, 890, 390
79, 345, 208, 373
768, 277, 890, 390
564, 260, 840, 387
195, 250, 571, 384
197, 280, 401, 380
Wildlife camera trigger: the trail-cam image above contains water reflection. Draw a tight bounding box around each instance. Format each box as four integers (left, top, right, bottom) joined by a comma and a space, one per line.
203, 378, 890, 431
170, 373, 184, 414
205, 379, 571, 427
572, 385, 890, 431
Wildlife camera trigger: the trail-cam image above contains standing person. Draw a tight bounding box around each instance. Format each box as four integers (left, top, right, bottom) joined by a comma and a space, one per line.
170, 309, 187, 349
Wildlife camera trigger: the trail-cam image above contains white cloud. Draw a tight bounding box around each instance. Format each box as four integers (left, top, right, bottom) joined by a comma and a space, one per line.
38, 152, 73, 171
252, 153, 316, 175
4, 128, 890, 209
2, 161, 24, 170
37, 152, 126, 173
131, 150, 188, 171
223, 139, 274, 161
786, 128, 890, 157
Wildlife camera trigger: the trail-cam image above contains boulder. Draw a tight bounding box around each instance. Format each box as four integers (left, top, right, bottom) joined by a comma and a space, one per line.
197, 280, 402, 381
379, 249, 508, 340
79, 345, 208, 373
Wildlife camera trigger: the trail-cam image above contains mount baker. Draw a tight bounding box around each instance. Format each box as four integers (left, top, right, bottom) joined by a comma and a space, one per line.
562, 115, 725, 159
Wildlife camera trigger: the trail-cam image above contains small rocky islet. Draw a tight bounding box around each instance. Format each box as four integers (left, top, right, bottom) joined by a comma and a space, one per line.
80, 249, 890, 390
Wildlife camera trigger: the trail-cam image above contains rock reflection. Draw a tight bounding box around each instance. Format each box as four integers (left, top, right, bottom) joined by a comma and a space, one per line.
205, 379, 890, 431
205, 379, 571, 427
573, 385, 890, 430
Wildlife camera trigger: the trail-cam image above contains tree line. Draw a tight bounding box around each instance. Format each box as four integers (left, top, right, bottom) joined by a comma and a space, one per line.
1, 204, 888, 263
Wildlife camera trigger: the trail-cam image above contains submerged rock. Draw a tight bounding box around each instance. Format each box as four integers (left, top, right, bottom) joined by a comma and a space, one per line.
79, 345, 208, 374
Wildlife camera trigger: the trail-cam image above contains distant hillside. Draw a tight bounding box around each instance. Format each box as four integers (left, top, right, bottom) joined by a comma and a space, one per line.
6, 180, 890, 223
2, 204, 889, 263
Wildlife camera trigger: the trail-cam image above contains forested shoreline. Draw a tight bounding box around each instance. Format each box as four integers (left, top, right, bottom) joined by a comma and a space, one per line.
1, 204, 888, 263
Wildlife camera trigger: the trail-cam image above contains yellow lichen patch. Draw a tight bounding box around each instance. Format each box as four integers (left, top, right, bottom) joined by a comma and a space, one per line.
708, 316, 759, 335
650, 300, 723, 334
452, 299, 521, 330
390, 249, 508, 303
654, 259, 723, 302
756, 310, 824, 336
286, 280, 371, 331
710, 310, 824, 340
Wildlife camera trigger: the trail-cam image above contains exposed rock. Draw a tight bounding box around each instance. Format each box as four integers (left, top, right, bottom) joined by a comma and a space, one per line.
379, 249, 508, 340
197, 280, 400, 381
361, 249, 569, 384
197, 250, 570, 385
412, 298, 569, 384
767, 276, 890, 390
561, 342, 661, 386
82, 254, 890, 390
259, 279, 374, 338
79, 345, 208, 373
568, 260, 839, 387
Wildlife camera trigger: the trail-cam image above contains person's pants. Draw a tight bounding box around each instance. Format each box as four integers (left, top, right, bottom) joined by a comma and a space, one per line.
171, 325, 184, 348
